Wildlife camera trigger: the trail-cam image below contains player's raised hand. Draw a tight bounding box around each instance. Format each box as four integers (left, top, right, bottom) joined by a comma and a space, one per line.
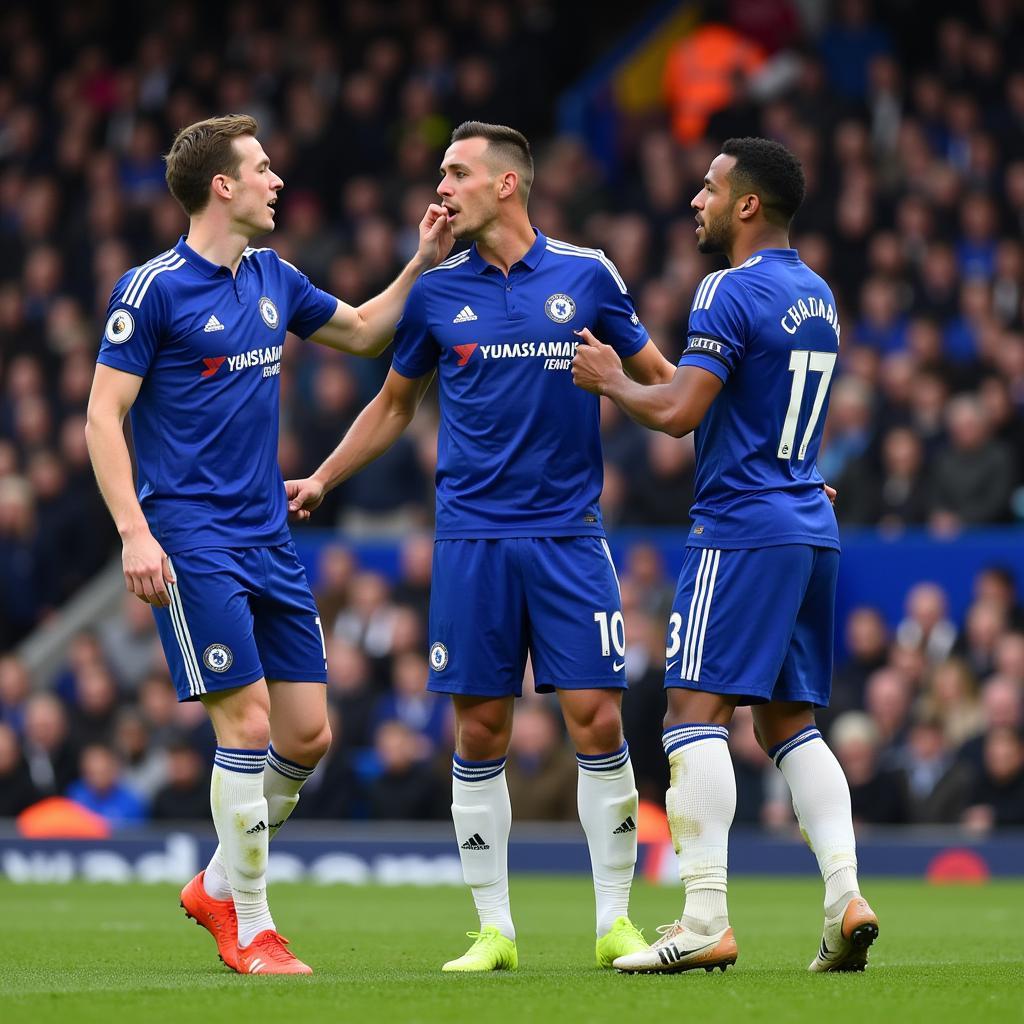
416, 203, 455, 267
572, 327, 624, 395
285, 476, 326, 521
122, 528, 174, 607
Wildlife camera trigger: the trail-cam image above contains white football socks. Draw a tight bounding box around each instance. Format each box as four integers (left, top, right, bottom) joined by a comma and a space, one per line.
770, 726, 860, 915
204, 744, 316, 904
662, 724, 735, 935
451, 754, 515, 940
209, 747, 275, 946
576, 743, 638, 936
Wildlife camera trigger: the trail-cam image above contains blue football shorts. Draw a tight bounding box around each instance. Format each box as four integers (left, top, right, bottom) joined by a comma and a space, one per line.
152, 542, 328, 702
426, 537, 628, 697
663, 544, 839, 706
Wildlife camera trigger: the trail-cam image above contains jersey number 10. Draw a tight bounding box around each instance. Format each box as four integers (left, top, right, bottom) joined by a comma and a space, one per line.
777, 350, 837, 460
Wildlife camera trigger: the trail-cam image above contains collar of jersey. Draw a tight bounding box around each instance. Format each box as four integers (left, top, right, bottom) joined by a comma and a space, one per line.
173, 236, 237, 278
468, 228, 547, 275
750, 247, 799, 261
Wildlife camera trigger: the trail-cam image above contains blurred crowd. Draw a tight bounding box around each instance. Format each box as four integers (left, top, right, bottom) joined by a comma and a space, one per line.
1, 541, 1022, 832
1, 0, 1024, 828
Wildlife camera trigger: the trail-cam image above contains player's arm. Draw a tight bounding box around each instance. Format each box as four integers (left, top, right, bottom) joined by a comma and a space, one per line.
84, 364, 174, 607
285, 368, 435, 519
622, 339, 677, 385
307, 204, 454, 358
572, 327, 722, 437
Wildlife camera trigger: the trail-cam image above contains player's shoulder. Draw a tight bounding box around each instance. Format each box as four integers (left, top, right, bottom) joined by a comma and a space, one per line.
690, 255, 768, 315
420, 247, 474, 285
112, 248, 189, 311
542, 236, 628, 293
242, 245, 302, 275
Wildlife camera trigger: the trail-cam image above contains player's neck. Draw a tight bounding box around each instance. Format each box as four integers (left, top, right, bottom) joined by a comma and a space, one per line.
185, 217, 250, 276
727, 228, 790, 268
473, 213, 537, 276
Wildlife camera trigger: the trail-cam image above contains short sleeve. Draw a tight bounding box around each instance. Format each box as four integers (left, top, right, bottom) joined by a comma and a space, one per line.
95, 271, 166, 378
279, 258, 338, 339
593, 255, 649, 358
390, 278, 440, 379
678, 271, 750, 382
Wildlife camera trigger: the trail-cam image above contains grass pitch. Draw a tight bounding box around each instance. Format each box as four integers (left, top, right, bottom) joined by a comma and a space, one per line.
1, 877, 1021, 1024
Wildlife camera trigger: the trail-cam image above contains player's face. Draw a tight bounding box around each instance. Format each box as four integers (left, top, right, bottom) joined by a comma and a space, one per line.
691, 154, 736, 255
228, 135, 283, 236
437, 137, 500, 240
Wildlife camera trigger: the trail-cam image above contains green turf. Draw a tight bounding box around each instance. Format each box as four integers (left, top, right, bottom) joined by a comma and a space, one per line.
1, 878, 1021, 1023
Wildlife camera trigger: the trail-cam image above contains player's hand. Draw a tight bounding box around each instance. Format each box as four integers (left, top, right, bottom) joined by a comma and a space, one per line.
824, 484, 837, 505
571, 327, 623, 395
122, 529, 174, 607
285, 476, 326, 521
416, 203, 455, 268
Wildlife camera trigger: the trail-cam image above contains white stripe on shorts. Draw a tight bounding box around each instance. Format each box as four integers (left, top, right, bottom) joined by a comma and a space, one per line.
166, 557, 205, 696
599, 538, 621, 598
682, 549, 721, 681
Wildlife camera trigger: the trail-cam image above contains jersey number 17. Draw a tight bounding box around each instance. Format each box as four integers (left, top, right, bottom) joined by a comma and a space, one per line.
777, 350, 837, 460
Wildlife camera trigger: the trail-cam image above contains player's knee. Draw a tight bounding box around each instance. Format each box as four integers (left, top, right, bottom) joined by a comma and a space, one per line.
457, 716, 509, 761
228, 708, 272, 751
572, 699, 623, 754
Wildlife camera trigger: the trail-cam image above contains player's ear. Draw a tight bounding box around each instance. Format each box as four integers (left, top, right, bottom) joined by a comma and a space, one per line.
211, 174, 233, 201
497, 170, 518, 200
737, 192, 760, 221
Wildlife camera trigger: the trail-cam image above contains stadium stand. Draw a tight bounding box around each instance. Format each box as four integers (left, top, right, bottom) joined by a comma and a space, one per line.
1, 0, 1022, 831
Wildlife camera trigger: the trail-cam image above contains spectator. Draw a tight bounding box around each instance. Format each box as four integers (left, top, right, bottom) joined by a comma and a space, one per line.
150, 737, 210, 820
0, 654, 31, 733
113, 709, 168, 802
22, 692, 79, 795
894, 714, 974, 823
920, 658, 985, 750
830, 712, 907, 824
66, 743, 147, 828
830, 606, 889, 718
895, 583, 957, 664
372, 651, 447, 752
0, 721, 41, 816
929, 395, 1015, 529
962, 726, 1024, 831
367, 720, 440, 820
504, 702, 578, 821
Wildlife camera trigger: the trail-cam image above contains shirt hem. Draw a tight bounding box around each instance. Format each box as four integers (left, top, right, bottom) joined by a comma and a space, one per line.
434, 525, 607, 539
685, 533, 841, 551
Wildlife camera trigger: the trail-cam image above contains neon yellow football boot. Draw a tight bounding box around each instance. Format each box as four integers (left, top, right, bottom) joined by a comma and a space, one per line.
441, 926, 519, 972
595, 916, 648, 968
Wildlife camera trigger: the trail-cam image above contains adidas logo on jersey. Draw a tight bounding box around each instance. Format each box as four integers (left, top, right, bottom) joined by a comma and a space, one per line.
612, 816, 637, 835
461, 833, 490, 850
453, 305, 478, 323
246, 820, 268, 835
203, 314, 225, 332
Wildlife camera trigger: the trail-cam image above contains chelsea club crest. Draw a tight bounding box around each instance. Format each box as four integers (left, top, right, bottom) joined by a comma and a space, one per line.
545, 293, 576, 323
429, 642, 448, 671
258, 296, 280, 329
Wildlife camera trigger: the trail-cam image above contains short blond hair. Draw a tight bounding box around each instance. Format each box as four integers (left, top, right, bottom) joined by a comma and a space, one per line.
164, 114, 259, 216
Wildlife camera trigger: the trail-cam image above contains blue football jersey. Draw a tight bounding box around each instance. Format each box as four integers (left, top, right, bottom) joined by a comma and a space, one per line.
96, 237, 337, 554
678, 249, 840, 551
391, 230, 648, 538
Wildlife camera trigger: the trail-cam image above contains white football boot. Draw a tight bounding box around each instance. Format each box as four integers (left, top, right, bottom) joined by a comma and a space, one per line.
808, 895, 879, 972
613, 920, 738, 974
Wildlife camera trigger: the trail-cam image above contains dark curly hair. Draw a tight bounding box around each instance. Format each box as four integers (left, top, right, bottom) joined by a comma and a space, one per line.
721, 137, 806, 228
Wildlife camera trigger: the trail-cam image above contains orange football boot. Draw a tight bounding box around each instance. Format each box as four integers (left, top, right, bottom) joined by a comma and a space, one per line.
180, 870, 239, 971
235, 930, 313, 975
